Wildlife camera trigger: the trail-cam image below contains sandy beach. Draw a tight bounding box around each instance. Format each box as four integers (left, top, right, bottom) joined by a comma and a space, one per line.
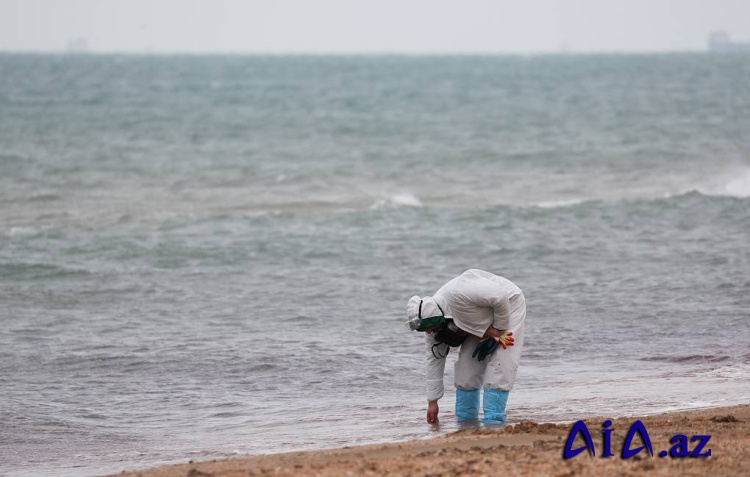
109, 404, 749, 477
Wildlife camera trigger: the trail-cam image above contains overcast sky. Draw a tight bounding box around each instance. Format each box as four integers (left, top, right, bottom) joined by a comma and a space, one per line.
1, 0, 749, 54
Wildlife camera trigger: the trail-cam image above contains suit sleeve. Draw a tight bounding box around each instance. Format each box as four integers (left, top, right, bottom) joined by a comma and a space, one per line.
468, 280, 511, 332
487, 289, 511, 331
425, 333, 448, 401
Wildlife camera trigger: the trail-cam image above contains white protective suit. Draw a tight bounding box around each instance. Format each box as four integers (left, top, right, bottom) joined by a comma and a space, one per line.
416, 269, 526, 405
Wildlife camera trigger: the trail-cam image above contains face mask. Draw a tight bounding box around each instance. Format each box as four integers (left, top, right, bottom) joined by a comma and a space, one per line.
433, 319, 469, 347
410, 299, 447, 331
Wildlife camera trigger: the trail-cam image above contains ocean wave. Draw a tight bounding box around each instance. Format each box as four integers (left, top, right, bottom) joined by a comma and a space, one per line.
640, 354, 732, 363
3, 172, 748, 229
407, 187, 744, 211
1, 225, 54, 237
697, 362, 750, 380
716, 169, 750, 198
694, 168, 750, 199
28, 192, 62, 202
247, 363, 279, 372
0, 262, 91, 281
369, 193, 422, 210
530, 198, 588, 209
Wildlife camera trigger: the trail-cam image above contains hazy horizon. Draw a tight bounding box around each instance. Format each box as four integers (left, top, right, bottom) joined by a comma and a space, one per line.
2, 0, 750, 55
0, 49, 736, 57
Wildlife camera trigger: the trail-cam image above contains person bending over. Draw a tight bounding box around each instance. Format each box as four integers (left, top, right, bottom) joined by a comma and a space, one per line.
406, 269, 526, 425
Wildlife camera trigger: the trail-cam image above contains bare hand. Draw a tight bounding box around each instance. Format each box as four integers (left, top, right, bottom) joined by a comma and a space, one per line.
426, 400, 439, 424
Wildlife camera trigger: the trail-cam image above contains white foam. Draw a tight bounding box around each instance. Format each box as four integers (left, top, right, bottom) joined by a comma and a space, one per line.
534, 198, 586, 209
699, 362, 750, 380
722, 169, 750, 198
390, 193, 422, 207
3, 226, 50, 237
694, 168, 750, 198
370, 193, 423, 209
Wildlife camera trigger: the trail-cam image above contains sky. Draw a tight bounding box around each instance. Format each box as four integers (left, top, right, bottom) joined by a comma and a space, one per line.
1, 0, 749, 54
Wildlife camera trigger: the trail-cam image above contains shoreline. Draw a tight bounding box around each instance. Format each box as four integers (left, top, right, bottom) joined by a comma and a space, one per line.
108, 404, 750, 476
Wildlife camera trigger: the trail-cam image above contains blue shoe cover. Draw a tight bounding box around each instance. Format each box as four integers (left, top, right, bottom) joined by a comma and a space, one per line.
483, 389, 509, 424
455, 389, 480, 421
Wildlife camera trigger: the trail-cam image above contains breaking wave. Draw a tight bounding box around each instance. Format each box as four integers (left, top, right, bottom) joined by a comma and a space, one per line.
696, 168, 750, 198
370, 193, 423, 209
640, 354, 732, 364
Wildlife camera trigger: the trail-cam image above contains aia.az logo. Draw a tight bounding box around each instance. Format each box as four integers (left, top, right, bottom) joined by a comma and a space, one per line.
563, 420, 712, 459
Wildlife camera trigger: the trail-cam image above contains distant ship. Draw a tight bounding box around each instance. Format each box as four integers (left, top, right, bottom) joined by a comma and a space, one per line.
707, 31, 750, 52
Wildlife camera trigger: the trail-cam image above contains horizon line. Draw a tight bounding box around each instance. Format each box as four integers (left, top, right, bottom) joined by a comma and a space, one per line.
0, 48, 719, 57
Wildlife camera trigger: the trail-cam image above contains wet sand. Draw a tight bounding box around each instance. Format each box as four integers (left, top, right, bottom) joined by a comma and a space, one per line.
109, 404, 749, 477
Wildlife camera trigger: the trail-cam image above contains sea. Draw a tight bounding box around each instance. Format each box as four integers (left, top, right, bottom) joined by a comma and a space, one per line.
1, 53, 749, 477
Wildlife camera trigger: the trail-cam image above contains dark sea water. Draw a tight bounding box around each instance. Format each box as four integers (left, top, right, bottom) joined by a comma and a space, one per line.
1, 53, 749, 476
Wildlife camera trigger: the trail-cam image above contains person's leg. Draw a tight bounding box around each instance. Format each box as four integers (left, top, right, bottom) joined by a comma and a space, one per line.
483, 295, 526, 424
454, 335, 486, 421
482, 388, 509, 424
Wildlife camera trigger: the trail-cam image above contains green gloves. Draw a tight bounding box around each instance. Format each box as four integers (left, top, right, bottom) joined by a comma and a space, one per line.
472, 338, 499, 361
472, 332, 514, 361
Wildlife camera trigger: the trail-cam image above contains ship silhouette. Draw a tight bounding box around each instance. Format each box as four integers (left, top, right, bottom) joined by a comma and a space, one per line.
708, 31, 750, 52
